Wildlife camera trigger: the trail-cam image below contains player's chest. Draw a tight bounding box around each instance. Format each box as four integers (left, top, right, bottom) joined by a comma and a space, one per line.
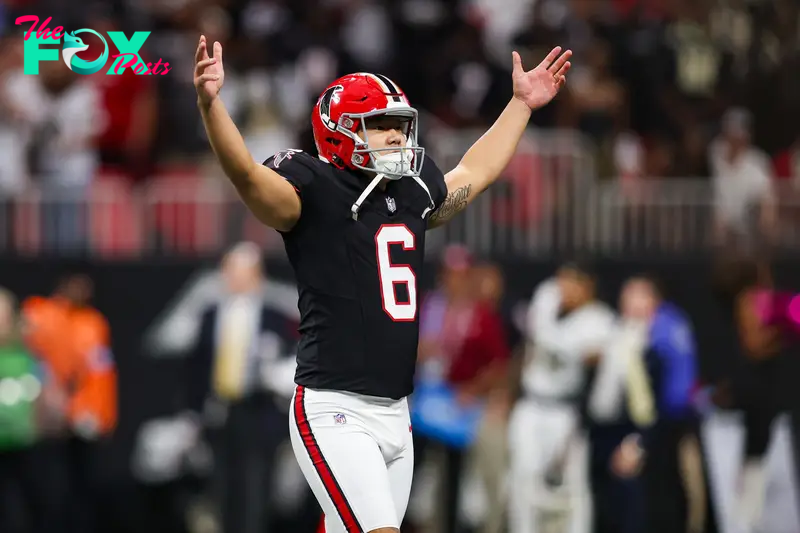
324, 180, 429, 253
346, 207, 428, 268
323, 171, 432, 219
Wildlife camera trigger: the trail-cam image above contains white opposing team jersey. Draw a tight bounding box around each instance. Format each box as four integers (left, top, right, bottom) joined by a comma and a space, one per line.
521, 278, 616, 400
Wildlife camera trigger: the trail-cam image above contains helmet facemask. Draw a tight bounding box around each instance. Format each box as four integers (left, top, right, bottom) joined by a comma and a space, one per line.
316, 86, 434, 220
341, 108, 425, 180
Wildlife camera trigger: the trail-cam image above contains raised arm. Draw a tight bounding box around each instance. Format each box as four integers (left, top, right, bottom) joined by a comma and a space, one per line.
428, 47, 572, 228
194, 36, 300, 232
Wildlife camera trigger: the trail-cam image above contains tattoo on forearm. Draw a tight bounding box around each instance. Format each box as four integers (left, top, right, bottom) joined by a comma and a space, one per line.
429, 184, 472, 224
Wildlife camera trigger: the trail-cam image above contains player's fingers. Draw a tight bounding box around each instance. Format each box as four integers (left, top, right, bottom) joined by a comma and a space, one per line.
194, 73, 220, 87
213, 41, 223, 64
555, 61, 571, 79
194, 57, 217, 75
556, 75, 567, 90
537, 46, 562, 70
548, 49, 572, 75
195, 35, 207, 64
511, 50, 524, 73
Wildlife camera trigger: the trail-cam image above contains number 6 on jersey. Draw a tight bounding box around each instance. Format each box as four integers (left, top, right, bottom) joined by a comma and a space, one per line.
375, 225, 417, 322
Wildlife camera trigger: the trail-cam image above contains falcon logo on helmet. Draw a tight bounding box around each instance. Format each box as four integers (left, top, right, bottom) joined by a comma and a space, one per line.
310, 73, 435, 220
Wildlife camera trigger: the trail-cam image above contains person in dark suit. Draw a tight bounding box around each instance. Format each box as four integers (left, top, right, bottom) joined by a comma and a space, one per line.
588, 275, 706, 533
186, 242, 298, 533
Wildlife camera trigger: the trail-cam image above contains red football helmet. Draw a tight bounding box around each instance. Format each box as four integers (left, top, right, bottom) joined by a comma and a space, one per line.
311, 73, 425, 180
311, 73, 433, 220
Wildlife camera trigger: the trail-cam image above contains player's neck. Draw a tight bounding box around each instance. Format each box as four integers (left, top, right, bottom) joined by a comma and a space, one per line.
359, 168, 389, 191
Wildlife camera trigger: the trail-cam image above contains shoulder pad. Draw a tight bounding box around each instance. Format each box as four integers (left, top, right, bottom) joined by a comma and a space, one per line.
264, 149, 320, 170
269, 149, 304, 168
263, 149, 324, 196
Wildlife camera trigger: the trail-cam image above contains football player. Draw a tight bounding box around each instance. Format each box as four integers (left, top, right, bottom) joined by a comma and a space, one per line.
194, 34, 571, 533
509, 263, 615, 533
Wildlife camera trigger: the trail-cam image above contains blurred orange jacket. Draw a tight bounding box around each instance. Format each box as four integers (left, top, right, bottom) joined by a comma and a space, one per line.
22, 296, 117, 436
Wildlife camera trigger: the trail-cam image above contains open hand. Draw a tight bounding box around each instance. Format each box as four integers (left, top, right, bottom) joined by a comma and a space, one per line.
512, 46, 572, 111
610, 434, 645, 478
194, 35, 224, 107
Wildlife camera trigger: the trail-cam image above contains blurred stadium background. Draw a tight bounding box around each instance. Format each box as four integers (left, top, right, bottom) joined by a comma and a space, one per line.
0, 0, 799, 533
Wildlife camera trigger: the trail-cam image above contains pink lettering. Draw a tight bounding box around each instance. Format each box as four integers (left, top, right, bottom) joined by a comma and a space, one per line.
113, 54, 171, 75
111, 53, 138, 74
15, 15, 61, 41
15, 15, 39, 41
151, 58, 164, 75
110, 54, 171, 75
35, 17, 55, 39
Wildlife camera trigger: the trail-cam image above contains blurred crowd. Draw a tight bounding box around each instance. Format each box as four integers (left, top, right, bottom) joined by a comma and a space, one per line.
0, 274, 117, 533
4, 241, 800, 533
0, 0, 799, 532
405, 246, 800, 533
0, 0, 798, 254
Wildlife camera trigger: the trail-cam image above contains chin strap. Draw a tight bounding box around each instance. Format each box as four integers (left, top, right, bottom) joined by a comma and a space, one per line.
351, 174, 436, 221
351, 174, 386, 220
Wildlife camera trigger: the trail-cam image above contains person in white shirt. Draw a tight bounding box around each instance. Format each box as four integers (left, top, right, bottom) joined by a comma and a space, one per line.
5, 59, 103, 252
709, 108, 776, 248
0, 34, 30, 199
508, 262, 615, 533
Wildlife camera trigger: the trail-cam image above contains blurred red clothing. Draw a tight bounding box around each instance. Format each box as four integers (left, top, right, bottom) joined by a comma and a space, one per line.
96, 69, 148, 147
441, 302, 510, 385
92, 49, 156, 182
773, 147, 799, 180
613, 0, 668, 19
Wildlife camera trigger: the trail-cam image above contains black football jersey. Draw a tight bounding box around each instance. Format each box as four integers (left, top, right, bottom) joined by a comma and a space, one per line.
263, 149, 448, 400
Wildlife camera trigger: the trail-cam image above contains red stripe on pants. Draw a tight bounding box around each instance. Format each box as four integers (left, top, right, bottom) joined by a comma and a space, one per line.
294, 386, 362, 533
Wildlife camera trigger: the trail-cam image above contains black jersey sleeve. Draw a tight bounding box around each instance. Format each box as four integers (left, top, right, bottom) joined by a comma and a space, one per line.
262, 149, 317, 199
422, 154, 449, 211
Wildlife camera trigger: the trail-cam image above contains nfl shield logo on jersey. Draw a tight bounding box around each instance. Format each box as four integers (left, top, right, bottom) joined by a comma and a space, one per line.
386, 197, 396, 213
334, 413, 347, 425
